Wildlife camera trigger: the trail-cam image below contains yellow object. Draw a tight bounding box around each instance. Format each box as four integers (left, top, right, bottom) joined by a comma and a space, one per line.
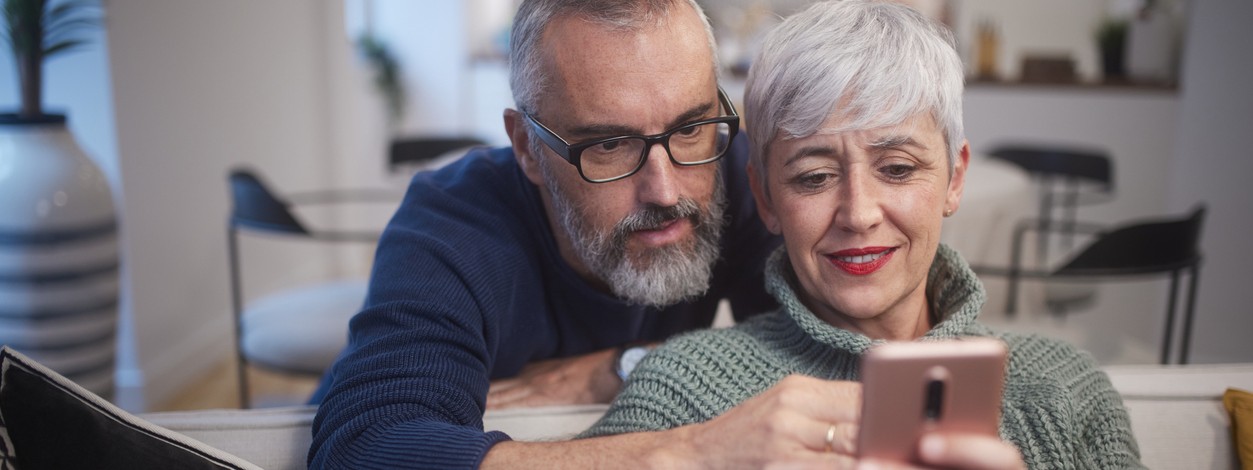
975, 20, 999, 80
1224, 388, 1253, 470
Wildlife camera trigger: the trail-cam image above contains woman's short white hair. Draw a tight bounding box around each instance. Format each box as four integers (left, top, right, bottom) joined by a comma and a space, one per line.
509, 0, 718, 115
745, 0, 965, 176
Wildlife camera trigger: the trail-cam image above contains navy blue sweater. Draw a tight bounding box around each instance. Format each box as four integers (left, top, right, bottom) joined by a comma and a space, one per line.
308, 138, 779, 469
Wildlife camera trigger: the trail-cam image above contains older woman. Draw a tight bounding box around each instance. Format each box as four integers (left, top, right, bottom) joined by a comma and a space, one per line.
580, 1, 1141, 468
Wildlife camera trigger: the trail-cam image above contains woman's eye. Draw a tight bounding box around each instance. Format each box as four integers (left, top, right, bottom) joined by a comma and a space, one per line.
881, 164, 915, 180
794, 172, 833, 189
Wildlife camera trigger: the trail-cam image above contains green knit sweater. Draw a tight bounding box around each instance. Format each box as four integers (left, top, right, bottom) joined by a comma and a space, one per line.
582, 245, 1143, 469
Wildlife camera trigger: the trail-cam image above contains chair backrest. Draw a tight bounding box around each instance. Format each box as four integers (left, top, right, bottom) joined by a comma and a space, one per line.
988, 145, 1114, 192
228, 168, 309, 236
388, 136, 486, 170
1056, 205, 1206, 276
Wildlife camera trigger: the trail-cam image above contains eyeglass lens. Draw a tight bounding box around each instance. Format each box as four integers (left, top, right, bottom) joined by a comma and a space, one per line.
580, 121, 732, 181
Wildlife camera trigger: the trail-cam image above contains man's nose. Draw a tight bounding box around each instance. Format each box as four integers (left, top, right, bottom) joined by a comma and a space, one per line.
633, 143, 681, 208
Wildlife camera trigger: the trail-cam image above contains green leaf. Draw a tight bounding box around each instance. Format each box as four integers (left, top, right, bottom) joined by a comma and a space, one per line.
42, 36, 83, 57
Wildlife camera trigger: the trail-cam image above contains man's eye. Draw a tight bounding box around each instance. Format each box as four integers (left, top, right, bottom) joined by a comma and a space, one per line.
597, 140, 622, 152
675, 125, 701, 137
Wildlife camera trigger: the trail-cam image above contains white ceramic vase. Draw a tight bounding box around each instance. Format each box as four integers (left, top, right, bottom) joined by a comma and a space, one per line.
0, 114, 119, 398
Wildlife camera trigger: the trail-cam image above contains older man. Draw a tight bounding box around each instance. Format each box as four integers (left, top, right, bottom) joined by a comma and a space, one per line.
308, 0, 779, 467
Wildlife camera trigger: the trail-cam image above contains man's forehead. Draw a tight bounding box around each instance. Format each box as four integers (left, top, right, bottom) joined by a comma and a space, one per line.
533, 8, 717, 134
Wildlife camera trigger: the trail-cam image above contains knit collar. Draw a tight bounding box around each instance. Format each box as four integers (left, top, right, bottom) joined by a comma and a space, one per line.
762, 243, 988, 356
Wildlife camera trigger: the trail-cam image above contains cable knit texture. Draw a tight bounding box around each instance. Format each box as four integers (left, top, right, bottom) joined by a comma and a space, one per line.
307, 140, 780, 469
582, 245, 1143, 469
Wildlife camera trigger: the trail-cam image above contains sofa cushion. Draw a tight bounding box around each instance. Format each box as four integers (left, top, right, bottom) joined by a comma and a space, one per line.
0, 347, 258, 470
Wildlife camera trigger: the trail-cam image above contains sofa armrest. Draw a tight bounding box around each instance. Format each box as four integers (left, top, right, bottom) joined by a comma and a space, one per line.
141, 404, 611, 470
143, 405, 316, 470
143, 365, 1253, 470
1104, 363, 1253, 470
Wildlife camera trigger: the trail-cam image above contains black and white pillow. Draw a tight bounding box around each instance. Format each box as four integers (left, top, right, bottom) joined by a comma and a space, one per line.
0, 346, 258, 470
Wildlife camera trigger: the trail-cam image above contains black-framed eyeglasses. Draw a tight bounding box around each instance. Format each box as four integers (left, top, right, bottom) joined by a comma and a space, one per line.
524, 87, 740, 183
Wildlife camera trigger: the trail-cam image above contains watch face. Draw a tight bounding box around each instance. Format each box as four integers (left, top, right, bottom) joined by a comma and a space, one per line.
619, 346, 650, 380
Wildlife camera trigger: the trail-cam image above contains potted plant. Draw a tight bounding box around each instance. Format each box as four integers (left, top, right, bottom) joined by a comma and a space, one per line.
0, 0, 118, 399
1096, 18, 1128, 81
5, 0, 95, 118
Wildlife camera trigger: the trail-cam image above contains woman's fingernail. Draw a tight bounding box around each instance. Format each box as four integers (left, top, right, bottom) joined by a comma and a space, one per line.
921, 434, 946, 458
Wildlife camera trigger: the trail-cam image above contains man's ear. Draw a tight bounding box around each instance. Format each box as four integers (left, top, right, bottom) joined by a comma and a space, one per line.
747, 160, 781, 235
504, 108, 546, 186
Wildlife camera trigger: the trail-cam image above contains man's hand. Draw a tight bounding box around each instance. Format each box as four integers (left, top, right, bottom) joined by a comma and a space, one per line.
487, 348, 621, 409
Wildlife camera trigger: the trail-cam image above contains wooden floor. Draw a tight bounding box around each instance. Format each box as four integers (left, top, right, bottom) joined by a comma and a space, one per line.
154, 357, 321, 411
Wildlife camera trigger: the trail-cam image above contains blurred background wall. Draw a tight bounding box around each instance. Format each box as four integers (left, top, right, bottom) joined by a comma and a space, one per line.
2, 0, 1247, 411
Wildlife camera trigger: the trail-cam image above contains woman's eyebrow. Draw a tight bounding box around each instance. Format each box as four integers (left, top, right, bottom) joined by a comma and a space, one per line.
782, 145, 837, 167
868, 134, 927, 150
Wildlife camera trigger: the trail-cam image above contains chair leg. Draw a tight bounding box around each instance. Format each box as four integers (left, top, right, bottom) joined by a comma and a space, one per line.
237, 359, 251, 409
1006, 226, 1024, 316
1036, 181, 1053, 265
228, 226, 252, 408
1179, 264, 1201, 364
1159, 270, 1182, 365
1061, 180, 1079, 252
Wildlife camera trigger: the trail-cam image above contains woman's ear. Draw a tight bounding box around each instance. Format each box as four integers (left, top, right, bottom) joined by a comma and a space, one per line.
945, 140, 971, 216
504, 109, 546, 186
748, 160, 781, 234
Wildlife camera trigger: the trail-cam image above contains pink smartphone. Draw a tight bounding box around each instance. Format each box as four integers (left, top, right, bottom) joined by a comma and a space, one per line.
857, 338, 1008, 463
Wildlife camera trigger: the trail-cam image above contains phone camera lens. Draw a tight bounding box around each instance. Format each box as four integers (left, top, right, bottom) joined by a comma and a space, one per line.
924, 379, 945, 421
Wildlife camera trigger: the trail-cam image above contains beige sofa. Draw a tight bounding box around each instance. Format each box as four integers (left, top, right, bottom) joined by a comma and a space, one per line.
143, 364, 1253, 470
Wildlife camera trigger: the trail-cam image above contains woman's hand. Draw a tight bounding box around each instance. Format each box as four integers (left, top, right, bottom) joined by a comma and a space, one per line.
666, 374, 865, 469
858, 433, 1026, 470
664, 373, 1024, 470
914, 433, 1026, 470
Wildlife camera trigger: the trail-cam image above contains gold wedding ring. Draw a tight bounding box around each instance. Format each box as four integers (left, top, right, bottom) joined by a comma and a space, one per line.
825, 423, 837, 452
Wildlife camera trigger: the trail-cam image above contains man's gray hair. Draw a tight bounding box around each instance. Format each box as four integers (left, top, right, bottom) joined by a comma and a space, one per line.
509, 0, 719, 115
744, 0, 965, 178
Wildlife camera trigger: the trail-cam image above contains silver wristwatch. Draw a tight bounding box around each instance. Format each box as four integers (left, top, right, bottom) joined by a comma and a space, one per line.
616, 345, 650, 382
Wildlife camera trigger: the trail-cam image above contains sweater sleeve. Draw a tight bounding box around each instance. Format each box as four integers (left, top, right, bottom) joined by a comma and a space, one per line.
1070, 358, 1144, 469
1001, 335, 1144, 470
309, 164, 524, 469
580, 329, 759, 438
579, 350, 704, 437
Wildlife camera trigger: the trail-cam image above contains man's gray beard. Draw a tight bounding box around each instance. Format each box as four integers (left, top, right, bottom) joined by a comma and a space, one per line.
542, 163, 727, 309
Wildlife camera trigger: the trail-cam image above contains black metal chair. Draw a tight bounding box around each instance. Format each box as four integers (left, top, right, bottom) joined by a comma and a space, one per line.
976, 205, 1206, 364
227, 168, 398, 407
988, 145, 1114, 263
388, 136, 486, 174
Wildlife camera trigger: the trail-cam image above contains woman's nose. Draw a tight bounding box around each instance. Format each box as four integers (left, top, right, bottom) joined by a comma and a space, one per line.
836, 170, 883, 233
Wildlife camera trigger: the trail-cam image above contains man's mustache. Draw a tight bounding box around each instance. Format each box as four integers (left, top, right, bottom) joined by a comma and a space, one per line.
616, 199, 703, 233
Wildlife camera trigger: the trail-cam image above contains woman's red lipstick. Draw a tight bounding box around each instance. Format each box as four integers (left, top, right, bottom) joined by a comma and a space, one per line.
826, 247, 895, 275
